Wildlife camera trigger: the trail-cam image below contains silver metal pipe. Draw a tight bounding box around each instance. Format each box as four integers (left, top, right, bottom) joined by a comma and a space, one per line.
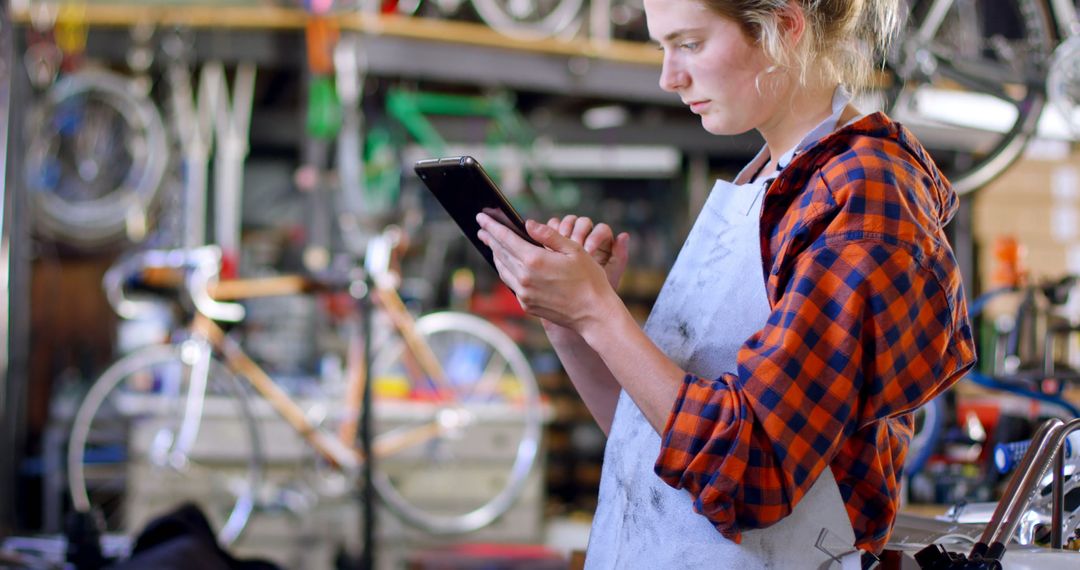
1052, 449, 1065, 549
975, 417, 1080, 554
1049, 419, 1080, 548
976, 417, 1063, 550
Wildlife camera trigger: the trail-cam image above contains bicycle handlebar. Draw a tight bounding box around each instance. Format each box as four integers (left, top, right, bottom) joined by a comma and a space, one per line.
186, 247, 246, 322
103, 248, 188, 320
102, 246, 245, 322
104, 224, 411, 324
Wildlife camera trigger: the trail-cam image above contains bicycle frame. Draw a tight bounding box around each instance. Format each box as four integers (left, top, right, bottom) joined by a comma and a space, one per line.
194, 290, 458, 470
1048, 0, 1079, 38
114, 243, 465, 477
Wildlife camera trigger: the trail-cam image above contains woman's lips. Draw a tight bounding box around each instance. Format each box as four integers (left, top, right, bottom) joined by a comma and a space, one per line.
689, 100, 709, 113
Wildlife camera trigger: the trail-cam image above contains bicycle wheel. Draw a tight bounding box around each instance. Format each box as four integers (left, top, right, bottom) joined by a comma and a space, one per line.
878, 0, 1056, 195
67, 342, 262, 545
369, 311, 542, 534
1047, 35, 1080, 138
469, 0, 583, 38
24, 69, 168, 248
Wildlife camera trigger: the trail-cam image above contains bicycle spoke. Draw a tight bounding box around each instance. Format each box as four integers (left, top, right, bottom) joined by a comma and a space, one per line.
465, 351, 508, 402
373, 419, 443, 457
370, 312, 541, 534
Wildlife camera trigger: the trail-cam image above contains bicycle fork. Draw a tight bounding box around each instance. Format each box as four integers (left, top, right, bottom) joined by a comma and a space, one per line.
146, 335, 214, 472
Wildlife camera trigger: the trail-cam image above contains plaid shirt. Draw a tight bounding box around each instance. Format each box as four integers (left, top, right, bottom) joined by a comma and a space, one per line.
654, 112, 977, 554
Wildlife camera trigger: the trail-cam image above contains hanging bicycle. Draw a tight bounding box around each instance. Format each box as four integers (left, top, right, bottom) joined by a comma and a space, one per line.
879, 0, 1080, 196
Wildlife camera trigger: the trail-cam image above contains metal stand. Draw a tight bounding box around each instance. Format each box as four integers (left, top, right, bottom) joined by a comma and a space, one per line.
0, 0, 14, 538
357, 274, 376, 570
0, 0, 31, 536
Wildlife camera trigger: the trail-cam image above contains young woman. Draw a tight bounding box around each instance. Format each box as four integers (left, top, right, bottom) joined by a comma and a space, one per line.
477, 0, 977, 567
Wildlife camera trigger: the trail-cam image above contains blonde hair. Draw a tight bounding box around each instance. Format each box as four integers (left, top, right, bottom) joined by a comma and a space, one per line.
702, 0, 900, 92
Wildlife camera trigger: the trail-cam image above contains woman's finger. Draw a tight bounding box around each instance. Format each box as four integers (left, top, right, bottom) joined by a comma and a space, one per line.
571, 216, 594, 244
480, 228, 525, 290
478, 212, 539, 253
604, 232, 632, 289
558, 215, 578, 238
584, 223, 615, 264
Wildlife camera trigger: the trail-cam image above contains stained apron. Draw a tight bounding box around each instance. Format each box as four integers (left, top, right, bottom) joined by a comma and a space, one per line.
585, 90, 860, 569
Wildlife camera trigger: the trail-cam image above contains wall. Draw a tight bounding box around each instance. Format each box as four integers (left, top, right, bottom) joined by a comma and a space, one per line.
973, 141, 1080, 289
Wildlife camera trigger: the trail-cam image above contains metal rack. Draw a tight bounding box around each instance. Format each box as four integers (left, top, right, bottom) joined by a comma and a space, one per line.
9, 4, 675, 105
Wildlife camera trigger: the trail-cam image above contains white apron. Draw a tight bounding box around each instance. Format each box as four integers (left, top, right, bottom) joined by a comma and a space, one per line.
585, 91, 861, 569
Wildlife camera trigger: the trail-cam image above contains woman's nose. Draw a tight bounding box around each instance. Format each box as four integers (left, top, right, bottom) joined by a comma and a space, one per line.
658, 58, 687, 92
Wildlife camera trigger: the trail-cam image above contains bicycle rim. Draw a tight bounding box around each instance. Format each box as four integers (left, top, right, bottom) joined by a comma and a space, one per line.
67, 343, 262, 545
881, 0, 1055, 196
25, 70, 168, 247
369, 311, 542, 534
470, 0, 584, 39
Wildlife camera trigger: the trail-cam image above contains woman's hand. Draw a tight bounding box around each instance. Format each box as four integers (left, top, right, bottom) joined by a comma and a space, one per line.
546, 215, 630, 290
476, 213, 628, 335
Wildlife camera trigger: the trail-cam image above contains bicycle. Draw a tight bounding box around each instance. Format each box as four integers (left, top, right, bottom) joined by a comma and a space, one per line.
880, 0, 1079, 197
65, 230, 544, 546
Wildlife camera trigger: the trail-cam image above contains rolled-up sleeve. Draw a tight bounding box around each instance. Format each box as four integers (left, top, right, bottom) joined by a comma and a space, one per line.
655, 238, 973, 552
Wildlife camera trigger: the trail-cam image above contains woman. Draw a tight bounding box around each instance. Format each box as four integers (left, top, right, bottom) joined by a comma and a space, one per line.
477, 0, 976, 567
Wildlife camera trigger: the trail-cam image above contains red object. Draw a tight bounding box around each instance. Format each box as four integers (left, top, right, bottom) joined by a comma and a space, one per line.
468, 283, 529, 343
470, 282, 527, 318
321, 291, 355, 320
219, 249, 239, 280
955, 399, 1003, 464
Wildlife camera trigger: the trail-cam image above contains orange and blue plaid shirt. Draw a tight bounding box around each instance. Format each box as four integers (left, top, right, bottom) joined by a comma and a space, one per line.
654, 112, 977, 554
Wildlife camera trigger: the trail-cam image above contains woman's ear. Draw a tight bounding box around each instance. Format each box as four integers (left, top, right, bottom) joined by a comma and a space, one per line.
777, 1, 806, 48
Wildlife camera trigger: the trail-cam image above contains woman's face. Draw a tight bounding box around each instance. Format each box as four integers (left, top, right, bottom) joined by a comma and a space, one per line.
645, 0, 779, 135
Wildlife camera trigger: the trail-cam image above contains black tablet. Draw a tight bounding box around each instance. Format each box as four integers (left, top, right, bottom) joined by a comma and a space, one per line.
414, 156, 539, 271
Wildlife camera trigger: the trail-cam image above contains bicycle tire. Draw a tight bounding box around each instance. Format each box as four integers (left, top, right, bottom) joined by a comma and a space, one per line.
368, 311, 542, 534
24, 69, 168, 248
882, 0, 1056, 196
469, 0, 584, 38
67, 343, 262, 545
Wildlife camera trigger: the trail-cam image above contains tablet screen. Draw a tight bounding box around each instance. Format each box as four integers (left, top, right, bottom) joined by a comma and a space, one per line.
414, 156, 538, 271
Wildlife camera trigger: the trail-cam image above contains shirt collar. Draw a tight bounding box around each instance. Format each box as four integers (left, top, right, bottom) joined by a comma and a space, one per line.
735, 86, 853, 184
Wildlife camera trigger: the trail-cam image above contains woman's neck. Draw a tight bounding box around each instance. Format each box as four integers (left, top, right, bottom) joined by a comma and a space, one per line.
756, 82, 840, 171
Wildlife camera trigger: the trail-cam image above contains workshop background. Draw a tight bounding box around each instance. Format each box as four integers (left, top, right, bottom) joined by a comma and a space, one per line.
1, 1, 1080, 568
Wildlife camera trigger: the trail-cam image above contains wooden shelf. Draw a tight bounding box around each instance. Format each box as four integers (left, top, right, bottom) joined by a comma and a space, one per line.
11, 4, 662, 67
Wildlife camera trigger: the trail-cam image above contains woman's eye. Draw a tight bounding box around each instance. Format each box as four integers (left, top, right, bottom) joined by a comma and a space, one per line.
679, 41, 700, 51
